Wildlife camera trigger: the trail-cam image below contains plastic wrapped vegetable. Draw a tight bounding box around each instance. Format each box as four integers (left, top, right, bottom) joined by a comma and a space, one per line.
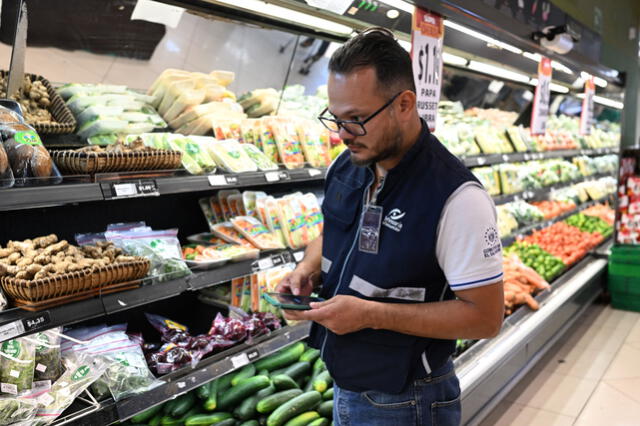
242, 143, 278, 171
33, 328, 63, 383
33, 354, 107, 425
0, 397, 38, 425
231, 216, 285, 250
0, 338, 36, 396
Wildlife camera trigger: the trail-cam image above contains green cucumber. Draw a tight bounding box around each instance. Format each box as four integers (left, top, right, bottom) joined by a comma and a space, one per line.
308, 418, 330, 426
196, 382, 210, 400
267, 391, 323, 426
259, 416, 268, 426
204, 379, 219, 411
284, 411, 320, 426
215, 420, 237, 426
161, 407, 201, 426
149, 414, 163, 426
257, 389, 304, 414
240, 421, 260, 426
272, 375, 299, 391
322, 388, 333, 401
163, 399, 179, 415
312, 371, 332, 394
257, 384, 277, 398
184, 412, 233, 425
255, 342, 306, 372
258, 369, 270, 377
131, 404, 163, 423
312, 358, 325, 375
281, 362, 311, 381
170, 392, 196, 417
232, 364, 257, 386
217, 375, 271, 410
234, 393, 261, 421
299, 349, 320, 364
317, 401, 333, 419
218, 373, 235, 392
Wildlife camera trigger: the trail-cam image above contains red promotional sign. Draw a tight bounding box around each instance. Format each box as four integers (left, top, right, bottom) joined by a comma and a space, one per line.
531, 57, 552, 135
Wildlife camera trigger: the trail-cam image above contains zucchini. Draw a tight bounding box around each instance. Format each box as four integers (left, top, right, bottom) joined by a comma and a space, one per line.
170, 392, 196, 417
149, 414, 163, 426
322, 388, 333, 401
131, 404, 163, 423
218, 375, 272, 410
281, 362, 311, 381
255, 342, 306, 372
299, 349, 320, 364
272, 375, 299, 391
284, 411, 320, 426
232, 364, 257, 386
267, 391, 323, 426
317, 401, 333, 419
312, 372, 332, 394
308, 419, 330, 426
204, 379, 219, 411
257, 389, 304, 414
184, 412, 233, 426
196, 382, 211, 400
240, 421, 260, 426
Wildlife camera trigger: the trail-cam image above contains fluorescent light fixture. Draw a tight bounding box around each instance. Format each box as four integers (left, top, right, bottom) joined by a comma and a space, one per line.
593, 76, 608, 88
529, 78, 538, 86
551, 61, 573, 74
468, 60, 530, 83
214, 0, 353, 35
549, 82, 570, 93
577, 93, 624, 109
523, 52, 542, 62
377, 0, 414, 14
443, 52, 468, 66
444, 20, 523, 54
398, 39, 411, 52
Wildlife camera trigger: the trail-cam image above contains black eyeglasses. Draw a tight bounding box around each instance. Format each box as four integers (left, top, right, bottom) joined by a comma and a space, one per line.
318, 92, 402, 136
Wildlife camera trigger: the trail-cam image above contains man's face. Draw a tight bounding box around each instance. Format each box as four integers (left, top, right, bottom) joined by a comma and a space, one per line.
327, 67, 403, 167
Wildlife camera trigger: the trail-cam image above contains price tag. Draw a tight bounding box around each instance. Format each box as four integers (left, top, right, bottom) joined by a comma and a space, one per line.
524, 154, 531, 161
278, 171, 291, 181
38, 392, 54, 406
502, 154, 510, 162
0, 321, 25, 343
32, 380, 51, 391
580, 76, 595, 135
1, 383, 17, 395
308, 168, 322, 177
293, 251, 305, 262
264, 172, 280, 182
208, 175, 228, 186
246, 349, 260, 362
9, 370, 19, 378
22, 312, 51, 332
411, 7, 444, 131
231, 353, 250, 369
113, 183, 137, 197
36, 364, 47, 373
176, 382, 186, 389
226, 175, 239, 185
531, 57, 552, 135
477, 157, 486, 166
112, 180, 159, 198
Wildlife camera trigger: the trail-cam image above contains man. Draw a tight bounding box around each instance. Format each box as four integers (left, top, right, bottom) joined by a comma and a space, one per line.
277, 27, 504, 426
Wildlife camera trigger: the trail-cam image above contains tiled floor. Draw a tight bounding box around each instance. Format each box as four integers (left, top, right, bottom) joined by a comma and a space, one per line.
480, 303, 640, 426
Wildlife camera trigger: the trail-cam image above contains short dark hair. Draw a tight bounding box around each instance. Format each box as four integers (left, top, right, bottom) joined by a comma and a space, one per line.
329, 27, 416, 95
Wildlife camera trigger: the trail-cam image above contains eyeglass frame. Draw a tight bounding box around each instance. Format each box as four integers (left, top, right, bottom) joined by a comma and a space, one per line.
317, 91, 402, 136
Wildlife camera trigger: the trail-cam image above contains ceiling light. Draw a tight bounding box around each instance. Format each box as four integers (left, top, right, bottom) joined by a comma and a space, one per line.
442, 52, 468, 66
398, 39, 411, 52
593, 76, 608, 88
214, 0, 353, 35
577, 93, 624, 109
468, 60, 530, 83
549, 83, 570, 93
377, 0, 414, 14
523, 52, 542, 62
444, 20, 523, 54
551, 61, 573, 74
386, 9, 400, 19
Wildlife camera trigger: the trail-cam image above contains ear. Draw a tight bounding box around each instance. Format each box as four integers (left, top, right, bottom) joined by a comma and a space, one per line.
397, 90, 416, 120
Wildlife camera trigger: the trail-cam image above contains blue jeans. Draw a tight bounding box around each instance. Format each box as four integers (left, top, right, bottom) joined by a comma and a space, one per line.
333, 359, 461, 426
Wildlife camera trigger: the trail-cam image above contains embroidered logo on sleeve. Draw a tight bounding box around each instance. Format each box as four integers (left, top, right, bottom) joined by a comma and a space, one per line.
483, 227, 501, 258
382, 208, 405, 232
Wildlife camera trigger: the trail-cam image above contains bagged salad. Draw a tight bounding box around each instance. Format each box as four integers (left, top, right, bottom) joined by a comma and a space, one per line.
33, 328, 63, 383
0, 337, 36, 396
0, 397, 38, 425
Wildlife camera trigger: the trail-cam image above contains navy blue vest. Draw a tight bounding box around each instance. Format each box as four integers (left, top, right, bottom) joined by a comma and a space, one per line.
309, 121, 480, 393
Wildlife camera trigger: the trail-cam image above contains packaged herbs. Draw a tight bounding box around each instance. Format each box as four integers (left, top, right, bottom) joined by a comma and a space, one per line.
0, 397, 38, 425
0, 338, 36, 396
33, 328, 63, 383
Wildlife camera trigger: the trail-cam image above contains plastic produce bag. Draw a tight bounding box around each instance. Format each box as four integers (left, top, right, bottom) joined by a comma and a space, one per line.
33, 328, 63, 383
0, 337, 36, 396
0, 141, 15, 188
0, 397, 38, 425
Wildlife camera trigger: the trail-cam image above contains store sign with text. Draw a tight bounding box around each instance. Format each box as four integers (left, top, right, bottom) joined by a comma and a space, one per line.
530, 57, 552, 135
580, 77, 595, 135
411, 7, 444, 131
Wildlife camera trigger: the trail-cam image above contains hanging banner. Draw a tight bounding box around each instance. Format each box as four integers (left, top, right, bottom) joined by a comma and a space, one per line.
579, 76, 595, 135
411, 7, 444, 131
530, 57, 552, 135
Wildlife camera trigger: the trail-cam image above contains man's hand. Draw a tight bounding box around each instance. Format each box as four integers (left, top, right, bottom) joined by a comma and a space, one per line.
276, 264, 320, 296
284, 295, 374, 335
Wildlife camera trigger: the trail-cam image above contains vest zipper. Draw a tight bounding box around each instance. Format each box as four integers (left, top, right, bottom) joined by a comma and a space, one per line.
320, 168, 378, 361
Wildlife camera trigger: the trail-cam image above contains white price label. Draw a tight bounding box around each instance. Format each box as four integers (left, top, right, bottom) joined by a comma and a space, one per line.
231, 353, 250, 369
208, 175, 229, 186
1, 383, 17, 395
177, 382, 186, 389
38, 393, 54, 406
293, 251, 305, 262
411, 8, 444, 131
264, 172, 280, 182
502, 154, 510, 162
477, 157, 486, 165
308, 168, 322, 177
36, 364, 47, 373
531, 57, 552, 135
114, 183, 137, 197
257, 258, 274, 271
9, 370, 19, 378
0, 321, 24, 342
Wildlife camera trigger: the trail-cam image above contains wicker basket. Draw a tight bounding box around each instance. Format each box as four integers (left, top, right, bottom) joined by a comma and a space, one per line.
0, 71, 77, 135
91, 256, 150, 288
52, 149, 182, 175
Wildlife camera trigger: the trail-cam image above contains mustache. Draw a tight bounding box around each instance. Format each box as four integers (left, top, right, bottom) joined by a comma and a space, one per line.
344, 140, 366, 148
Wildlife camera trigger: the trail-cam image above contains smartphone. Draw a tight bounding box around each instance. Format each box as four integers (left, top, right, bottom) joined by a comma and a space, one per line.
263, 292, 324, 310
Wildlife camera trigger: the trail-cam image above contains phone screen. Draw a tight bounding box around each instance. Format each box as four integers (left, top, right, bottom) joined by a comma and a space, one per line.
265, 292, 324, 308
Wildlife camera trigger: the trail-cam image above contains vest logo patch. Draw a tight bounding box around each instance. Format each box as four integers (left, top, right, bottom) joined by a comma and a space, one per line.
483, 227, 501, 258
383, 208, 405, 232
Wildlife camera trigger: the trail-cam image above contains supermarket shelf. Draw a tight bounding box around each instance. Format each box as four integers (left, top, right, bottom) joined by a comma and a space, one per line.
0, 168, 326, 211
0, 249, 303, 343
500, 195, 614, 247
462, 147, 619, 168
455, 253, 608, 425
58, 322, 311, 425
492, 172, 613, 206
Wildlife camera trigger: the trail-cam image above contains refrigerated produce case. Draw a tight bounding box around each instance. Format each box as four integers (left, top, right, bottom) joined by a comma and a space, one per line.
0, 0, 628, 424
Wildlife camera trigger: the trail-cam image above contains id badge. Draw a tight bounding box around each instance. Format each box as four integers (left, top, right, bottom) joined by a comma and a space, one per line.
359, 205, 383, 254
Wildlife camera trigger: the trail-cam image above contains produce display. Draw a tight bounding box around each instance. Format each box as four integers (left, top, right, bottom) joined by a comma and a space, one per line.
0, 75, 53, 125
522, 222, 603, 266
504, 242, 565, 282
565, 213, 613, 238
581, 203, 615, 225
503, 201, 544, 227
529, 200, 576, 220
119, 341, 333, 426
238, 85, 328, 120
502, 254, 550, 315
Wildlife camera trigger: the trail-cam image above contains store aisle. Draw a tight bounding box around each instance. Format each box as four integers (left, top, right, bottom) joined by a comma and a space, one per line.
480, 303, 640, 425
